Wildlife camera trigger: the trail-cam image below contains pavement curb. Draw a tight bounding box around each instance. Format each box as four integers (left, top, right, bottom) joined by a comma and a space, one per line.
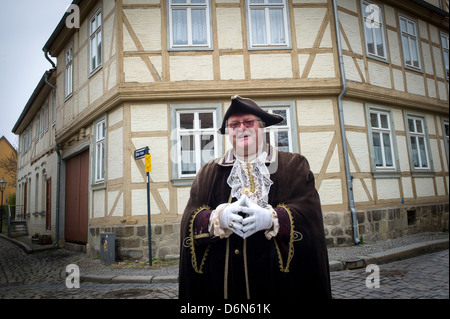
0, 233, 33, 254
328, 238, 449, 272
81, 274, 179, 284
2, 233, 447, 285
0, 233, 57, 254
79, 239, 448, 284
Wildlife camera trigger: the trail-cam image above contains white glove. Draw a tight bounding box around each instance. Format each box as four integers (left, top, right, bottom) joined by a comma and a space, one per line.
218, 195, 247, 238
241, 197, 273, 239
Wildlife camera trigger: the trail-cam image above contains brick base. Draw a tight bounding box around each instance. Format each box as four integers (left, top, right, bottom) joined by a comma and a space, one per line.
324, 203, 449, 246
87, 222, 181, 261
85, 203, 448, 261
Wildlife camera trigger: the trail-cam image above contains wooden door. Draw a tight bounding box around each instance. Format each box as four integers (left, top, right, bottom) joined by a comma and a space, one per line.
46, 178, 51, 230
64, 151, 89, 244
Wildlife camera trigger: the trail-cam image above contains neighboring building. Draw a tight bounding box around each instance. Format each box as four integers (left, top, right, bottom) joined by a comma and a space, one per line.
13, 0, 449, 260
0, 136, 17, 201
12, 71, 58, 236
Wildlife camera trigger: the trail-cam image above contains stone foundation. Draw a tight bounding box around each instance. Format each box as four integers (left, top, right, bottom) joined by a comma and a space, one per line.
85, 203, 448, 261
324, 203, 449, 246
87, 222, 181, 261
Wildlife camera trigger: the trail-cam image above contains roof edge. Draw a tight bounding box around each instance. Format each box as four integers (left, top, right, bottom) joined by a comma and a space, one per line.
42, 0, 83, 54
12, 69, 56, 134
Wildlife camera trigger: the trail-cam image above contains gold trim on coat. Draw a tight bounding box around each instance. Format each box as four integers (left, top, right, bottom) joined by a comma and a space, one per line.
273, 204, 296, 273
188, 205, 211, 274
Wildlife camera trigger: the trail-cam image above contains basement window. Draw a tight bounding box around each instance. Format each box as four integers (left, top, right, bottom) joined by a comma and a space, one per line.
407, 209, 416, 226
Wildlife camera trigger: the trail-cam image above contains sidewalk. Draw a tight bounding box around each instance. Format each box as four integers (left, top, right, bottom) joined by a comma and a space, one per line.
2, 231, 448, 285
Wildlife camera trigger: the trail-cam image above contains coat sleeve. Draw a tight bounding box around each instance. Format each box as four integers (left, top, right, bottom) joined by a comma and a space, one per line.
179, 161, 217, 276
179, 162, 218, 299
270, 152, 332, 298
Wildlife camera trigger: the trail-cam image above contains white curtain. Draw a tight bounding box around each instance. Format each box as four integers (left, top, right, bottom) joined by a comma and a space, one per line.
269, 8, 285, 44
172, 7, 207, 45
192, 9, 207, 45
251, 9, 267, 45
382, 133, 393, 167
251, 6, 285, 45
173, 9, 188, 45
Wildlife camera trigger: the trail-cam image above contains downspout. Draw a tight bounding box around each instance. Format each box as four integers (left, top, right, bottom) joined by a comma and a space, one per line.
332, 0, 360, 245
44, 49, 56, 69
43, 49, 59, 245
54, 144, 62, 245
44, 70, 56, 91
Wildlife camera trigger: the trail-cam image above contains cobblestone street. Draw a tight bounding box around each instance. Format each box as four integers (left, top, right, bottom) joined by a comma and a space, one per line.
0, 237, 448, 299
0, 238, 177, 299
331, 249, 449, 299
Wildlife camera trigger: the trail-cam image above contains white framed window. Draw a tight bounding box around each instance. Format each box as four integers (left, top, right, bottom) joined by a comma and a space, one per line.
40, 108, 44, 138
246, 0, 290, 49
404, 114, 434, 177
177, 110, 218, 177
263, 107, 292, 153
43, 99, 49, 133
399, 15, 421, 70
89, 6, 102, 74
361, 1, 388, 61
366, 105, 400, 178
407, 117, 429, 169
440, 32, 449, 81
22, 126, 32, 155
168, 0, 212, 50
35, 112, 40, 142
443, 120, 449, 165
64, 43, 73, 98
170, 103, 222, 184
369, 110, 395, 169
94, 119, 106, 183
52, 89, 56, 126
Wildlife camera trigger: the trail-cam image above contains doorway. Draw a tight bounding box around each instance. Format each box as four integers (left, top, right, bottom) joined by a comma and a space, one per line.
64, 151, 89, 244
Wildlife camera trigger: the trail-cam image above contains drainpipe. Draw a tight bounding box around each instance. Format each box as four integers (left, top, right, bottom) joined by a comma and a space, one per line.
332, 0, 360, 245
44, 70, 56, 91
54, 144, 62, 245
43, 48, 59, 245
44, 49, 56, 69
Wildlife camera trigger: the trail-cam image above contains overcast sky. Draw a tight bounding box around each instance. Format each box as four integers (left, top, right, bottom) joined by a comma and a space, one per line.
0, 0, 72, 148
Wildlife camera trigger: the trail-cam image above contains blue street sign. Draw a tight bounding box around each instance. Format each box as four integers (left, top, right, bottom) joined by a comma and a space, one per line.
134, 147, 149, 160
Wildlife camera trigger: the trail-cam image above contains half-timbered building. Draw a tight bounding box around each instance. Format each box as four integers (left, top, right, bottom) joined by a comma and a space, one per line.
13, 0, 449, 259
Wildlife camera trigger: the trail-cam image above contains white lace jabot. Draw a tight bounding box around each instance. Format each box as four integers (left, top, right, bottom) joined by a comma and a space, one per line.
209, 149, 279, 240
226, 151, 273, 208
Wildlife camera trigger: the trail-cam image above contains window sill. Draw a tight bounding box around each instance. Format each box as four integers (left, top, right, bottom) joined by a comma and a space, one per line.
89, 65, 103, 79
168, 46, 213, 52
404, 65, 423, 74
372, 171, 401, 179
64, 93, 73, 103
367, 54, 389, 64
91, 180, 106, 190
248, 45, 291, 51
172, 178, 194, 187
411, 170, 435, 178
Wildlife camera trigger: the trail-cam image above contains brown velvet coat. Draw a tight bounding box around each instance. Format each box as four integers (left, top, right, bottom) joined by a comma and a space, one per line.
179, 146, 331, 300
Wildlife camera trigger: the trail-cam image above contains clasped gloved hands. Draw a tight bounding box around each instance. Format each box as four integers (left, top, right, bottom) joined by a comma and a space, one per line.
219, 196, 246, 237
241, 196, 273, 239
220, 195, 273, 239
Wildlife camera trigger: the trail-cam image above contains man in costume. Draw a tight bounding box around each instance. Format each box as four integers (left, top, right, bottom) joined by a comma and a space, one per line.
179, 96, 331, 299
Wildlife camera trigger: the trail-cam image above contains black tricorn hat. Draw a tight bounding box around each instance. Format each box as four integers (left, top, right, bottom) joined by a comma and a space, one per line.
218, 95, 284, 134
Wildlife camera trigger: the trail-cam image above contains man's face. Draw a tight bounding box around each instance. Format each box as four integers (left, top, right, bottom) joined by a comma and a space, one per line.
226, 113, 264, 156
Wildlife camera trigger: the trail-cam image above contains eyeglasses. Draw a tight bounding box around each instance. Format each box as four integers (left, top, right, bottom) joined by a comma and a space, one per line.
226, 119, 260, 130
